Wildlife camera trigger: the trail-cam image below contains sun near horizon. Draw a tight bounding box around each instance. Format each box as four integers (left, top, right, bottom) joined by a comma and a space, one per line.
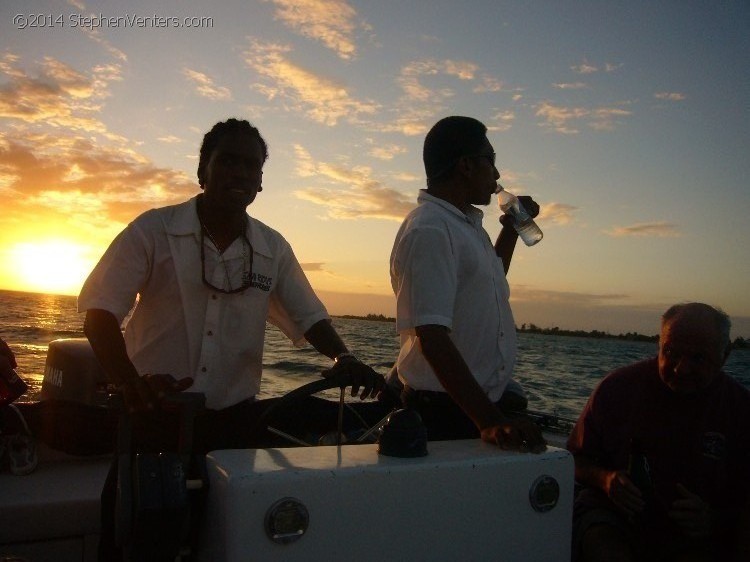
0, 237, 400, 318
1, 239, 96, 297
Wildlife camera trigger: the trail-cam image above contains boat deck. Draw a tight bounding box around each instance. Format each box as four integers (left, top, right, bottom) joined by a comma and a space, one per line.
0, 445, 110, 562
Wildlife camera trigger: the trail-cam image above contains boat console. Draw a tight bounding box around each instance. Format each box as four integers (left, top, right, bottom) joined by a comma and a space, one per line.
197, 441, 572, 561
1, 338, 575, 561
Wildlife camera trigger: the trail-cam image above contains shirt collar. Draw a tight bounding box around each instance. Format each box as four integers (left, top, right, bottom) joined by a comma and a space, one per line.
417, 189, 484, 226
165, 195, 273, 258
164, 196, 202, 236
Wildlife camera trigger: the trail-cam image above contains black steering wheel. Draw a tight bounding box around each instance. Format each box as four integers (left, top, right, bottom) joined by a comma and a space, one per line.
250, 372, 397, 447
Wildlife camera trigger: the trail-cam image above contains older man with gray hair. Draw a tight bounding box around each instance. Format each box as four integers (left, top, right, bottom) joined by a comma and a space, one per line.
568, 303, 750, 561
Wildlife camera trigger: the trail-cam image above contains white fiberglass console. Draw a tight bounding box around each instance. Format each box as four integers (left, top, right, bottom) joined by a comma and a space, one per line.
198, 440, 573, 561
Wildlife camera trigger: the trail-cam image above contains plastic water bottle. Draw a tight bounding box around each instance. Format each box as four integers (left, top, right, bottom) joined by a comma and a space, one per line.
496, 184, 543, 246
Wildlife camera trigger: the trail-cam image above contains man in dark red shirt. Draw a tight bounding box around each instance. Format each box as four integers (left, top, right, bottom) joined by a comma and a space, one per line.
568, 303, 750, 561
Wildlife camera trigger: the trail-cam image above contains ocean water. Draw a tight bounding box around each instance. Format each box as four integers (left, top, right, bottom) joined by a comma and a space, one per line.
2, 289, 749, 421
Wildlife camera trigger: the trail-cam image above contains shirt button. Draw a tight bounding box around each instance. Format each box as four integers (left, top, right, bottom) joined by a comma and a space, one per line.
207, 330, 213, 336
211, 294, 217, 300
500, 332, 504, 337
201, 367, 207, 372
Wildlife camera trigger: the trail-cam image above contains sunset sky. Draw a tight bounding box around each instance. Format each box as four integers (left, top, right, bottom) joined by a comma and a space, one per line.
1, 1, 748, 337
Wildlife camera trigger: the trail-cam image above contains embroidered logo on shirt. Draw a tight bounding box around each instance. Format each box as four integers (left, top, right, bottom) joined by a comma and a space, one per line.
250, 272, 272, 292
701, 432, 726, 461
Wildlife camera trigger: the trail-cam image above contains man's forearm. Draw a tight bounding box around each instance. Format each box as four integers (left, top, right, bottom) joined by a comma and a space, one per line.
416, 324, 503, 430
304, 319, 348, 360
83, 308, 139, 386
494, 218, 518, 274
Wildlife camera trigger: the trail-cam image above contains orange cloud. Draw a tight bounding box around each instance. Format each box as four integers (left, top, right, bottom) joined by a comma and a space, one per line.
606, 222, 681, 238
570, 60, 622, 75
654, 92, 686, 101
385, 58, 518, 135
398, 59, 477, 103
535, 101, 633, 133
473, 76, 514, 94
511, 285, 630, 304
553, 82, 588, 90
540, 202, 578, 225
293, 145, 413, 221
0, 134, 197, 237
487, 110, 515, 133
301, 262, 326, 271
264, 0, 364, 60
0, 53, 121, 134
244, 39, 379, 126
183, 68, 232, 100
369, 144, 407, 161
571, 61, 598, 74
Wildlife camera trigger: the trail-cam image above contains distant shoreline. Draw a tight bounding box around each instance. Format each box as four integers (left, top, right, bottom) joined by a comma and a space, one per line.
336, 313, 396, 323
333, 314, 749, 349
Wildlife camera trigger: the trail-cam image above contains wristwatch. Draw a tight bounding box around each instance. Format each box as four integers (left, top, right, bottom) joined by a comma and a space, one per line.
334, 352, 358, 364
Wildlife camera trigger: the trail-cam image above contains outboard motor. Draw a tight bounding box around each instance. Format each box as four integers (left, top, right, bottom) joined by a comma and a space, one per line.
40, 338, 109, 406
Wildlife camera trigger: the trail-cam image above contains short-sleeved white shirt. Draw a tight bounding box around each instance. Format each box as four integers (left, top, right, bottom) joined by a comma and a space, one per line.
390, 190, 517, 403
78, 196, 329, 410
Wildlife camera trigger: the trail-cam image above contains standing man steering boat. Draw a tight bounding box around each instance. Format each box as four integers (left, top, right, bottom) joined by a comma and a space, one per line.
80, 118, 383, 414
79, 118, 384, 560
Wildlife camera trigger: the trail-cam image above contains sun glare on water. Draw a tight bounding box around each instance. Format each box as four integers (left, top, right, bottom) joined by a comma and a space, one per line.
10, 240, 94, 295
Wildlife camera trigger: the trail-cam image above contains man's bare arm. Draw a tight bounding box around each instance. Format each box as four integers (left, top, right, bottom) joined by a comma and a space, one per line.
416, 324, 544, 451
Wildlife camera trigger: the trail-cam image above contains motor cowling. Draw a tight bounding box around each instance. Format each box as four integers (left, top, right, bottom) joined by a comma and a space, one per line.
41, 338, 109, 406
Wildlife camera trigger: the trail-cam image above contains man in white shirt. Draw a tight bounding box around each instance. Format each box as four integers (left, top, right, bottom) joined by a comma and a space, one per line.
390, 115, 544, 452
80, 118, 384, 560
80, 118, 383, 415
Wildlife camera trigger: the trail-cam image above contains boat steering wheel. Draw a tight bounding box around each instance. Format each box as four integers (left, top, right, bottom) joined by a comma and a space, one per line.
251, 372, 397, 447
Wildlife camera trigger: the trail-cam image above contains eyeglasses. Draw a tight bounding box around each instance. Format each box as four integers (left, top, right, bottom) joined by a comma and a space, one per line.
471, 152, 497, 167
426, 151, 498, 181
200, 229, 254, 294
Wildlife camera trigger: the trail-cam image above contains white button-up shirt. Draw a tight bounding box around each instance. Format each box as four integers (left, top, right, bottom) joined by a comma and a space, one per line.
390, 190, 517, 402
78, 196, 329, 409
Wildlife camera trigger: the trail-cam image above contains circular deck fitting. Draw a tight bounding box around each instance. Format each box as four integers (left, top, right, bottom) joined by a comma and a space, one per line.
529, 475, 560, 513
264, 497, 310, 544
